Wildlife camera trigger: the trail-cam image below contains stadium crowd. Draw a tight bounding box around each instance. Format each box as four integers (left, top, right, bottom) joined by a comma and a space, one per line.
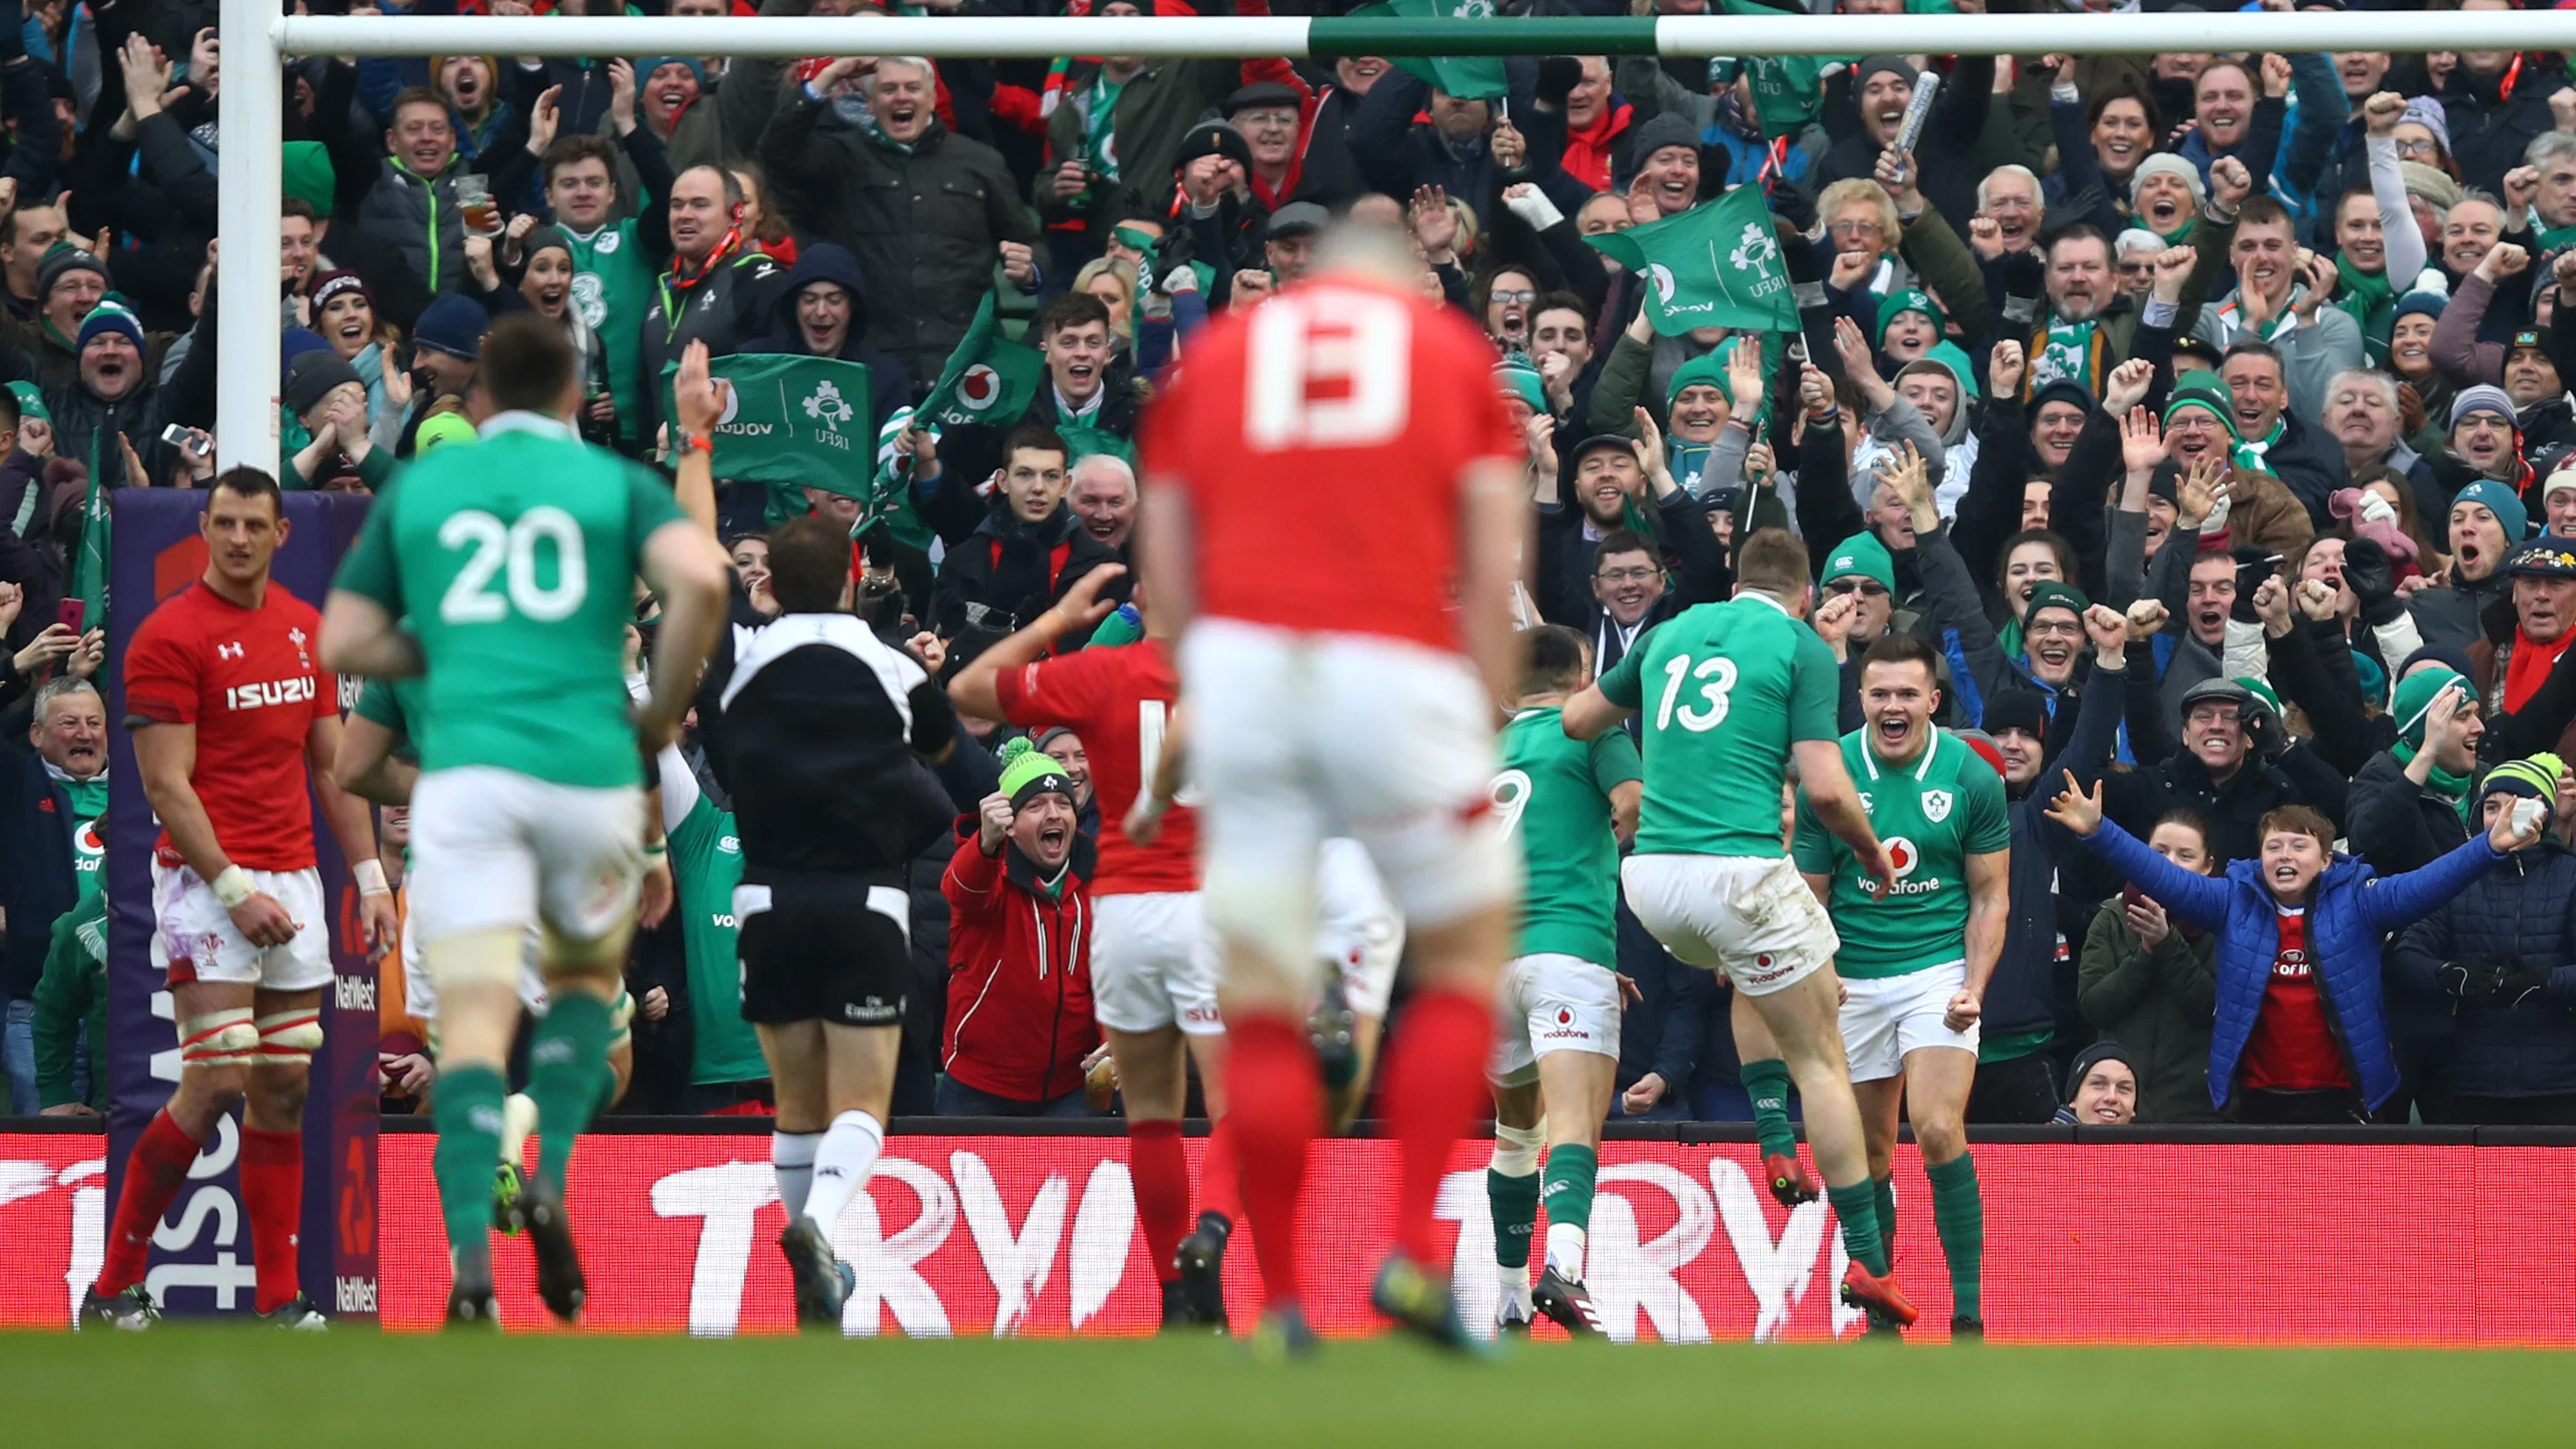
8, 0, 2576, 1137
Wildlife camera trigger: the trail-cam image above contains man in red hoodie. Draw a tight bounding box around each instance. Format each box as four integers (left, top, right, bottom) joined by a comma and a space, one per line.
939, 738, 1102, 1116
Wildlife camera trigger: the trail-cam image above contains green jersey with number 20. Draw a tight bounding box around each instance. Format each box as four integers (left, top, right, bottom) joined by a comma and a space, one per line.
1593, 593, 1842, 858
1493, 706, 1641, 968
1791, 729, 2009, 980
333, 413, 684, 789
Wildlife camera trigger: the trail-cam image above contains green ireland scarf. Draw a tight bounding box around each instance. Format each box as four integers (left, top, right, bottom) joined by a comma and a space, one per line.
2392, 739, 2473, 824
2336, 253, 2397, 368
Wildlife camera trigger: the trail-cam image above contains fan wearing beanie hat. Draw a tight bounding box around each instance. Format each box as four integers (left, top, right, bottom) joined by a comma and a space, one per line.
70, 296, 152, 427
1821, 531, 1898, 650
2383, 667, 2482, 832
2052, 1041, 2140, 1125
2448, 383, 2528, 492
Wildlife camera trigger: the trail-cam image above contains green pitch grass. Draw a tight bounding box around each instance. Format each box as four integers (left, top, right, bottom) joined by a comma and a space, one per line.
3, 1330, 2565, 1446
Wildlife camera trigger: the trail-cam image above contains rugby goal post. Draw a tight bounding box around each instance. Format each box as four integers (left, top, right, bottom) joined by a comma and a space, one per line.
218, 4, 2576, 476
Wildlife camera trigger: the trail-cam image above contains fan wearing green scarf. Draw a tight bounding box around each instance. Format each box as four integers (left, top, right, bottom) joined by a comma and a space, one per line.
2329, 91, 2433, 369
2387, 669, 2485, 829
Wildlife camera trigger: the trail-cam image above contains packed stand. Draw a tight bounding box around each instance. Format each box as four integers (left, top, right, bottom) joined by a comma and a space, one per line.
9, 0, 2576, 1133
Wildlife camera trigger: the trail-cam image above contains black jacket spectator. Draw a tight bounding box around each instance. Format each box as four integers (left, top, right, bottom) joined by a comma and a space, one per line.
761, 89, 1042, 391
741, 241, 912, 443
931, 497, 1122, 663
2393, 836, 2576, 1121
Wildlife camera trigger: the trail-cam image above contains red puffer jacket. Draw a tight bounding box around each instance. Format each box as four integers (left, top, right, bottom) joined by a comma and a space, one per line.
941, 818, 1099, 1103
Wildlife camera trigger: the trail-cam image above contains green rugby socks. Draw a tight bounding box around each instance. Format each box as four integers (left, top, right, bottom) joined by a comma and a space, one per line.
527, 992, 612, 1194
1927, 1153, 1985, 1323
1488, 1167, 1540, 1274
1742, 1059, 1799, 1160
1540, 1144, 1597, 1279
1826, 1180, 1888, 1275
433, 1065, 507, 1260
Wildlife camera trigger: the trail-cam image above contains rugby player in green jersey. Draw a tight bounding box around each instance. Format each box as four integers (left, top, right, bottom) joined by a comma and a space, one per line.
1563, 527, 1918, 1327
1792, 632, 2012, 1338
320, 314, 732, 1325
1485, 626, 1641, 1337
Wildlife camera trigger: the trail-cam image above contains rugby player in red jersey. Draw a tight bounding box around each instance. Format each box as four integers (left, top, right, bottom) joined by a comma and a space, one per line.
1136, 222, 1528, 1354
83, 468, 394, 1329
950, 564, 1246, 1332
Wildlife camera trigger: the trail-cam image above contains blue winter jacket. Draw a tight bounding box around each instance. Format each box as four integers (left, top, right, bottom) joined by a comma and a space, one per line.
2083, 818, 2508, 1112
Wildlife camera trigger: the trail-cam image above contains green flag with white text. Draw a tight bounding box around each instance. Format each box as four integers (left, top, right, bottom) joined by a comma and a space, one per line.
1581, 184, 1798, 336
920, 291, 1045, 432
660, 353, 876, 497
1344, 0, 1510, 102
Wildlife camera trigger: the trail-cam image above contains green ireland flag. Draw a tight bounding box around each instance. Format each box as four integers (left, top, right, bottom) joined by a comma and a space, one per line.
70, 463, 107, 626
857, 405, 936, 554
1343, 0, 1509, 102
919, 291, 1044, 432
660, 353, 876, 498
1582, 184, 1799, 337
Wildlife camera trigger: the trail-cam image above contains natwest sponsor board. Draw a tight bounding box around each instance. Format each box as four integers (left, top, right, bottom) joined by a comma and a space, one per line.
7, 1133, 2574, 1342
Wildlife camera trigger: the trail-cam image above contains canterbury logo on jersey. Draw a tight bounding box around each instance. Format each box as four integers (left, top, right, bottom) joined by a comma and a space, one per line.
225, 675, 317, 711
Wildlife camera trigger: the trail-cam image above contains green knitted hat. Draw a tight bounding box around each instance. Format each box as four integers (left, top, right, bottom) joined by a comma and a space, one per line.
2391, 667, 2469, 750
1875, 288, 1944, 346
1822, 531, 1897, 594
1493, 360, 1547, 416
2165, 372, 2240, 439
1666, 351, 1727, 407
282, 141, 337, 219
2023, 580, 2090, 628
997, 737, 1075, 810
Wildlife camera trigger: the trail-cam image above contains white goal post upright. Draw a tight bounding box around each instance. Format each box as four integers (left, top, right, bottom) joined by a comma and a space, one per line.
214, 7, 2576, 475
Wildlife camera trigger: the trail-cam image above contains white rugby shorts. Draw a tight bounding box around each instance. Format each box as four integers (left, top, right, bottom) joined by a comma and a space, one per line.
407, 766, 645, 949
1621, 853, 1835, 996
1183, 618, 1513, 981
1488, 953, 1621, 1087
398, 908, 551, 1024
152, 861, 333, 991
1839, 960, 1979, 1082
1091, 891, 1226, 1037
1315, 837, 1404, 1017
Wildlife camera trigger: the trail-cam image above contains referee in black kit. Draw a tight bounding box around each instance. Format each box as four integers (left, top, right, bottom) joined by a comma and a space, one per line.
695, 513, 962, 1329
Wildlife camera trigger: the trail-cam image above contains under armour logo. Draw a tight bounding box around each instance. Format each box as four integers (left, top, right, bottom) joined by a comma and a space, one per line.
815, 1166, 848, 1179
218, 641, 245, 660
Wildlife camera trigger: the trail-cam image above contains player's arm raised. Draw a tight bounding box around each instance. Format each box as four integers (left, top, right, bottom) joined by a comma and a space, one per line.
133, 721, 298, 947
1458, 456, 1535, 709
949, 562, 1128, 722
1560, 683, 1631, 739
1953, 847, 2010, 1031
1793, 738, 1895, 897
670, 340, 724, 540
306, 712, 397, 954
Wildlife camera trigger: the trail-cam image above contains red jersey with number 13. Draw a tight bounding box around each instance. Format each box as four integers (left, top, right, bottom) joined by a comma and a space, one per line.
123, 580, 336, 872
1140, 272, 1522, 653
993, 642, 1196, 896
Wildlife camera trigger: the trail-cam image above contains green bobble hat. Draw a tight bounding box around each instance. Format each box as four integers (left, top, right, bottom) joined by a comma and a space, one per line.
997, 737, 1076, 810
2479, 753, 2565, 805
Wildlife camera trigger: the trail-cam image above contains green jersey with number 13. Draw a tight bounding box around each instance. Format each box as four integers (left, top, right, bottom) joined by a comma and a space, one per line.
1593, 593, 1842, 858
332, 413, 684, 789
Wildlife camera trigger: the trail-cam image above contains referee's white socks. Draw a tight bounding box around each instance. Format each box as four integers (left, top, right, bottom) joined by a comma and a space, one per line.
772, 1131, 822, 1221
801, 1111, 886, 1237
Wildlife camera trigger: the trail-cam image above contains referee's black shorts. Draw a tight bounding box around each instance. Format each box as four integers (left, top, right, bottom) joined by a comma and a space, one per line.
736, 869, 911, 1028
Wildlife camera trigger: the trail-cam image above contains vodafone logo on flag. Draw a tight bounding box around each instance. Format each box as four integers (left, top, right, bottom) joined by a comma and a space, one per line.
958, 364, 1003, 412
73, 820, 104, 858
